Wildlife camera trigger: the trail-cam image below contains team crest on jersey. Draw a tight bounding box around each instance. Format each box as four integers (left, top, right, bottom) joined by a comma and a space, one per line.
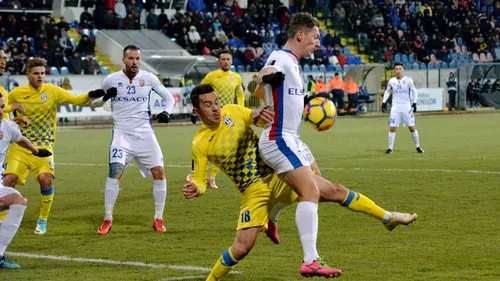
223, 116, 234, 127
117, 82, 123, 88
139, 79, 145, 87
230, 76, 234, 82
40, 92, 48, 101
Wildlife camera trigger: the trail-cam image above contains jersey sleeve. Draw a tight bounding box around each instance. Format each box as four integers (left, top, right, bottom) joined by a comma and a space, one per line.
190, 136, 209, 196
201, 72, 213, 85
5, 120, 22, 143
408, 78, 418, 104
151, 74, 175, 114
261, 53, 284, 72
101, 75, 112, 91
233, 104, 254, 125
382, 79, 393, 103
235, 75, 245, 106
55, 85, 92, 106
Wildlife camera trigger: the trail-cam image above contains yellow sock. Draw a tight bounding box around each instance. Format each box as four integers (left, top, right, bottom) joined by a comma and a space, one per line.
0, 209, 8, 221
207, 247, 239, 280
341, 189, 387, 221
209, 166, 219, 178
39, 187, 54, 220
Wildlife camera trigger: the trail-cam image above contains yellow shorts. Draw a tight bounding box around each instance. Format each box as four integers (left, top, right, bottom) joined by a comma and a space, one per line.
4, 144, 54, 186
237, 174, 299, 231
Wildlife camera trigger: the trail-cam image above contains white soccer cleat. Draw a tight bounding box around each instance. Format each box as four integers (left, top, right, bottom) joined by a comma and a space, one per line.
207, 177, 218, 189
384, 212, 417, 231
34, 218, 47, 235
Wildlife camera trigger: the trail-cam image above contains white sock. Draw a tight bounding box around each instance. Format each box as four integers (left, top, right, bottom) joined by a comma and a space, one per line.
0, 204, 26, 256
104, 178, 119, 221
270, 202, 286, 222
411, 130, 420, 148
153, 179, 167, 220
296, 201, 319, 264
388, 132, 396, 150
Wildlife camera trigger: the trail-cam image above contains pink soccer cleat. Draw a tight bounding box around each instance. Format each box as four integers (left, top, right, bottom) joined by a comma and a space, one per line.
153, 218, 167, 232
265, 219, 280, 244
98, 220, 113, 235
300, 259, 342, 278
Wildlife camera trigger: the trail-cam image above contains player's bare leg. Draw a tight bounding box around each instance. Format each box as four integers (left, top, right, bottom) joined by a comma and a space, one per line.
35, 173, 54, 235
98, 163, 125, 235
386, 126, 397, 154
0, 192, 27, 268
151, 166, 167, 232
207, 227, 260, 281
409, 126, 424, 153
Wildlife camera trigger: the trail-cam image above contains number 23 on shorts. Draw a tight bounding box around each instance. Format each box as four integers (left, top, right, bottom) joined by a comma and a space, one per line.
111, 148, 123, 159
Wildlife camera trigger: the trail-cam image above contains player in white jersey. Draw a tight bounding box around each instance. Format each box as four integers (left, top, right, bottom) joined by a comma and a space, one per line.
91, 45, 175, 235
255, 13, 342, 278
382, 62, 424, 154
0, 94, 52, 269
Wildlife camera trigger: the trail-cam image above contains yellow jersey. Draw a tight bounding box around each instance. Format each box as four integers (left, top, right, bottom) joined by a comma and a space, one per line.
8, 83, 91, 147
201, 69, 244, 107
0, 86, 12, 120
191, 105, 273, 195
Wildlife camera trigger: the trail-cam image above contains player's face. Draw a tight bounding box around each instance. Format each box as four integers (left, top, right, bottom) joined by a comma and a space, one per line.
0, 97, 5, 118
0, 50, 6, 76
394, 65, 404, 78
218, 54, 232, 71
194, 92, 221, 126
298, 26, 321, 58
27, 66, 46, 88
123, 50, 141, 74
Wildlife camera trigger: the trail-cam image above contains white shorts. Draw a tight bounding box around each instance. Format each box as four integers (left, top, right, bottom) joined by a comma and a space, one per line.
109, 130, 164, 178
0, 186, 21, 198
388, 110, 416, 127
259, 136, 315, 174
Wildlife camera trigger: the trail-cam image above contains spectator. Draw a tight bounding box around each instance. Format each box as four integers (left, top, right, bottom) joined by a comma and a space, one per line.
162, 78, 174, 87
82, 53, 101, 74
482, 79, 493, 94
50, 46, 65, 71
345, 76, 360, 115
146, 9, 159, 29
231, 1, 243, 17
115, 0, 127, 29
446, 72, 458, 111
123, 13, 135, 30
314, 76, 329, 95
80, 7, 94, 29
59, 30, 74, 57
77, 35, 95, 55
158, 9, 169, 28
329, 73, 345, 115
492, 79, 500, 92
104, 9, 115, 29
188, 26, 201, 44
61, 77, 73, 90
466, 80, 476, 107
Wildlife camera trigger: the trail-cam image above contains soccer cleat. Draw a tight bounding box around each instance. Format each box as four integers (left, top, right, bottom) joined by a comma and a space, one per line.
385, 149, 393, 154
207, 177, 218, 189
153, 218, 167, 232
186, 173, 192, 182
300, 259, 342, 278
34, 218, 47, 235
265, 219, 280, 244
384, 212, 418, 231
416, 147, 424, 153
98, 220, 113, 235
0, 256, 20, 269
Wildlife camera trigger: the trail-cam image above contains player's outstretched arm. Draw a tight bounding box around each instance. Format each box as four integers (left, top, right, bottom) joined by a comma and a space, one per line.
251, 105, 274, 127
255, 66, 279, 100
16, 136, 52, 157
382, 81, 392, 113
91, 88, 117, 108
4, 103, 25, 114
54, 86, 103, 106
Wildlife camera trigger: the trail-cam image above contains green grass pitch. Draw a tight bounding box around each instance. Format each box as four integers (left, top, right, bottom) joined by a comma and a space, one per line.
2, 113, 500, 281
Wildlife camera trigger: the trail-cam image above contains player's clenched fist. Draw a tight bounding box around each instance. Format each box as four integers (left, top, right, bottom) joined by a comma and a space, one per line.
33, 148, 52, 158
262, 72, 285, 89
183, 182, 200, 199
88, 89, 106, 98
103, 87, 118, 101
252, 105, 274, 127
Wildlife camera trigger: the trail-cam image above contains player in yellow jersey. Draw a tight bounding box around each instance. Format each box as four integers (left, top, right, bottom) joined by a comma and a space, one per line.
183, 84, 417, 280
2, 58, 107, 235
187, 51, 245, 189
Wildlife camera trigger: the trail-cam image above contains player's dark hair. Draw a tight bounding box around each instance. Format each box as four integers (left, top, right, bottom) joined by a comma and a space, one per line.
123, 45, 141, 57
27, 58, 47, 73
191, 84, 215, 109
218, 50, 232, 59
287, 12, 319, 40
394, 62, 404, 68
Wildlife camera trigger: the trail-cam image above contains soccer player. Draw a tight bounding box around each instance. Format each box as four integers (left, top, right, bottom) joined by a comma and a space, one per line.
254, 12, 338, 276
91, 45, 174, 235
183, 84, 417, 280
381, 62, 424, 154
186, 50, 245, 189
2, 58, 106, 235
0, 93, 52, 268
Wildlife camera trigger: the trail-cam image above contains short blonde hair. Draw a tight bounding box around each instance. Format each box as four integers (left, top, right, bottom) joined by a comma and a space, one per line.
27, 58, 47, 73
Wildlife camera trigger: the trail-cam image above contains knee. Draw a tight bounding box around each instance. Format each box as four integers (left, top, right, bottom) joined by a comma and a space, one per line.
409, 127, 416, 132
2, 174, 16, 187
151, 166, 165, 180
39, 176, 53, 189
231, 241, 253, 260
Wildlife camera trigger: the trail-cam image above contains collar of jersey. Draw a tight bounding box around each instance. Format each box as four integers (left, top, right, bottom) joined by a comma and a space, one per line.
275, 48, 299, 62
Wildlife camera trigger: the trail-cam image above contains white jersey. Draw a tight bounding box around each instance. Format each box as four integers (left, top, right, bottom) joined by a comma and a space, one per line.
99, 70, 175, 134
261, 50, 304, 140
0, 119, 22, 175
383, 76, 418, 111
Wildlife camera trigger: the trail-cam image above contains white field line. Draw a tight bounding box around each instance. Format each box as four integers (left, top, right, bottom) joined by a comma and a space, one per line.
6, 251, 240, 274
57, 163, 500, 175
158, 275, 207, 281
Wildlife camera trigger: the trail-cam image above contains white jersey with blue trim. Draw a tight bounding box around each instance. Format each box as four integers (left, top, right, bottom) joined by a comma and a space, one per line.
261, 49, 304, 141
0, 119, 22, 175
102, 70, 164, 133
383, 76, 418, 111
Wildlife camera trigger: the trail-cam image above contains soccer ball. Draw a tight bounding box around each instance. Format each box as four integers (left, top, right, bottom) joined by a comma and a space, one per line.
303, 97, 337, 131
